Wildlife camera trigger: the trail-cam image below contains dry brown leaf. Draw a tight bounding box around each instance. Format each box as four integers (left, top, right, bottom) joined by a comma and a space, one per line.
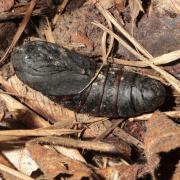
97, 164, 143, 180
0, 91, 50, 128
0, 0, 14, 13
129, 0, 144, 34
144, 111, 180, 178
0, 75, 76, 123
27, 142, 96, 179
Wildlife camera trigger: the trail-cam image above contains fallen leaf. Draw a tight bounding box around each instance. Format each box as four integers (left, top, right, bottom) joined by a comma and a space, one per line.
27, 142, 96, 179
144, 112, 180, 178
97, 164, 143, 180
0, 75, 76, 123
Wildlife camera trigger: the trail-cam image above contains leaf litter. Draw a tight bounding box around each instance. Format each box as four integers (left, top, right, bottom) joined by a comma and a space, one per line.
0, 0, 179, 179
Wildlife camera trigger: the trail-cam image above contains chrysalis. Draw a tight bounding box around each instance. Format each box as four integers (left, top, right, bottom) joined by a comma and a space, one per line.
11, 41, 166, 117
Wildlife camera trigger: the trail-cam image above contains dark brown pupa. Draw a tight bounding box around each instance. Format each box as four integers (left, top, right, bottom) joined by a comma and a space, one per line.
11, 41, 166, 118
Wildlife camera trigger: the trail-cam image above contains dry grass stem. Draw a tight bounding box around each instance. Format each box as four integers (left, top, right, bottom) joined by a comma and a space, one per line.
94, 119, 124, 141
32, 136, 123, 154
111, 58, 148, 67
79, 2, 115, 94
128, 111, 180, 121
52, 0, 69, 26
99, 7, 152, 59
93, 21, 148, 60
0, 163, 34, 180
111, 48, 180, 67
151, 50, 180, 65
0, 129, 80, 137
43, 17, 55, 43
79, 63, 105, 93
93, 22, 180, 93
74, 117, 108, 124
96, 3, 114, 59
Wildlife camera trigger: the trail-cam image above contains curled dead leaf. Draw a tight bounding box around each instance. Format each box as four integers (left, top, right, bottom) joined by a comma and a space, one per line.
144, 112, 180, 179
27, 142, 96, 179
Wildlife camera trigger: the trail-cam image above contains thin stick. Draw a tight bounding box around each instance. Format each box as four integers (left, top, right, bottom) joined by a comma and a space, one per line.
93, 21, 147, 61
94, 119, 124, 141
110, 58, 147, 67
32, 136, 124, 154
79, 64, 105, 93
0, 129, 80, 137
52, 0, 69, 26
151, 50, 180, 65
112, 127, 144, 149
111, 49, 180, 67
93, 22, 180, 93
128, 111, 180, 121
0, 163, 34, 180
110, 49, 180, 67
79, 2, 115, 94
95, 3, 114, 59
74, 117, 107, 124
0, 0, 37, 65
100, 7, 153, 59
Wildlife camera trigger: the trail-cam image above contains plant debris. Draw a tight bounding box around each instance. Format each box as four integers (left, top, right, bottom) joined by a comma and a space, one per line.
0, 0, 179, 179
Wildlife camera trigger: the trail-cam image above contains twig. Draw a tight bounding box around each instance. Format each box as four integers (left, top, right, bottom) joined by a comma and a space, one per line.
151, 50, 180, 65
52, 0, 69, 26
0, 0, 37, 65
93, 22, 180, 93
79, 2, 115, 94
79, 63, 105, 93
0, 163, 33, 180
128, 111, 180, 121
99, 7, 152, 59
94, 119, 124, 141
110, 58, 148, 67
32, 136, 126, 154
0, 129, 80, 137
93, 21, 147, 60
112, 127, 144, 149
74, 117, 108, 124
0, 2, 53, 21
95, 3, 114, 60
111, 50, 180, 67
